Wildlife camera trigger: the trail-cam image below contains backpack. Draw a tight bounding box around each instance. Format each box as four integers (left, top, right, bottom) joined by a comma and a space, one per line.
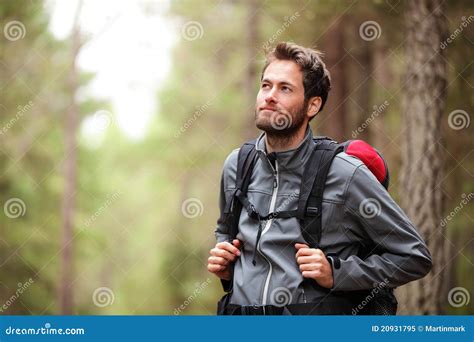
221, 136, 397, 315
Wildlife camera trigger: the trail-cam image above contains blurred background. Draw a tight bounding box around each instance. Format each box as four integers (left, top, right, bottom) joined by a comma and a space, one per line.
0, 0, 472, 315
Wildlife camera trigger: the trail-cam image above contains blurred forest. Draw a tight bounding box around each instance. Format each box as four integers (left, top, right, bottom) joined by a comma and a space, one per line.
0, 0, 472, 315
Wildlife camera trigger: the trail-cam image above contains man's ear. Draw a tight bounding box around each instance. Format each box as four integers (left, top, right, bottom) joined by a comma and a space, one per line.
307, 96, 322, 120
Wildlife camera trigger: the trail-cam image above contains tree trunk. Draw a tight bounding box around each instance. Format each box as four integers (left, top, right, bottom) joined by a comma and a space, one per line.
59, 1, 83, 315
353, 40, 373, 142
319, 18, 348, 142
372, 40, 393, 151
243, 0, 260, 140
397, 0, 448, 315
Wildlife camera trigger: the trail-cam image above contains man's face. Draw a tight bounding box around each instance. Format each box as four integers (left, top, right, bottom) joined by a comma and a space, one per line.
255, 60, 308, 135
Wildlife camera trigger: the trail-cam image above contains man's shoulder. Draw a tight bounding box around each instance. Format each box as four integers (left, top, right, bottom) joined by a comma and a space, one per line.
323, 151, 371, 201
223, 148, 240, 172
331, 151, 365, 177
329, 151, 383, 195
220, 148, 240, 190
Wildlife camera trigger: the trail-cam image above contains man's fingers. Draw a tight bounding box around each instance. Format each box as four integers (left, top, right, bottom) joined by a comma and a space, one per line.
295, 248, 314, 258
207, 264, 226, 273
295, 243, 309, 250
296, 247, 324, 258
208, 256, 228, 266
216, 241, 241, 256
296, 255, 321, 265
302, 270, 320, 279
210, 247, 237, 261
232, 239, 241, 249
299, 263, 321, 272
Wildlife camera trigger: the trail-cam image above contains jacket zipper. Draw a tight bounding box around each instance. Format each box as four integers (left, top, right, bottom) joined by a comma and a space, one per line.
257, 160, 279, 308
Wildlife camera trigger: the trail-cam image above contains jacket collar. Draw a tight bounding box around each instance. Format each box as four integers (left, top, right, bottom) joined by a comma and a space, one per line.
255, 126, 315, 171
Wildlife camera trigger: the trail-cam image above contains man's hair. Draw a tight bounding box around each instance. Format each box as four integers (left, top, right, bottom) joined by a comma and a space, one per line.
261, 42, 331, 117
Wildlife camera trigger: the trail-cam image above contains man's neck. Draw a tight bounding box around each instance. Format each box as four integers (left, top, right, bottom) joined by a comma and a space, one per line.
265, 125, 308, 154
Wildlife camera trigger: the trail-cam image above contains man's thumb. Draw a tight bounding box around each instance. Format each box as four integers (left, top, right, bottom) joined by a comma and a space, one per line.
232, 239, 241, 249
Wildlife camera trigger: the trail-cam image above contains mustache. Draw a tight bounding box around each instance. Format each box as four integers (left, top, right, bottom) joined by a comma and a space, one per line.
258, 106, 292, 115
259, 106, 278, 111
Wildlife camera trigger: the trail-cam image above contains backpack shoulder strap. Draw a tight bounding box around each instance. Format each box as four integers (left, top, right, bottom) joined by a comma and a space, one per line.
236, 140, 257, 191
298, 138, 343, 248
224, 140, 257, 240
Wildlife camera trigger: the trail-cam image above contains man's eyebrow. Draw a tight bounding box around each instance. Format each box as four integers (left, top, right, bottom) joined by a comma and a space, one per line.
261, 78, 296, 88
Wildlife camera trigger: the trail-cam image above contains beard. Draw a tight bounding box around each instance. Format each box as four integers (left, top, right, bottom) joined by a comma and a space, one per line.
255, 100, 308, 139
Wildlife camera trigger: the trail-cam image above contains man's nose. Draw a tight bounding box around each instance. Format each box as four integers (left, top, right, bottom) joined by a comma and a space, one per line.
264, 87, 277, 104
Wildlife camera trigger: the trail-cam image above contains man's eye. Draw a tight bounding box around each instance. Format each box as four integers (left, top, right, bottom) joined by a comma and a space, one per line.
282, 86, 291, 92
262, 83, 270, 89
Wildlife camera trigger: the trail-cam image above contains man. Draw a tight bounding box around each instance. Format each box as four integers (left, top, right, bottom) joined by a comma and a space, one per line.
207, 42, 432, 315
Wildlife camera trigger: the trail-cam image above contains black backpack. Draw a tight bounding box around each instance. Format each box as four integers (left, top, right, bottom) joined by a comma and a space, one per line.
221, 136, 397, 315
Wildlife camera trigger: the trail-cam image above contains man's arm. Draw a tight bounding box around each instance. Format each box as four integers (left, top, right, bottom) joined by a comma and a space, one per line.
331, 164, 433, 291
210, 150, 240, 292
214, 149, 239, 243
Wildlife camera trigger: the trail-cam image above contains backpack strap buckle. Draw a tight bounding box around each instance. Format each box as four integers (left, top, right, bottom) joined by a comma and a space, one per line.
306, 206, 320, 217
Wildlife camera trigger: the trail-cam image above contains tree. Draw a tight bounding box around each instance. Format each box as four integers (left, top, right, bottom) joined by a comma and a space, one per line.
242, 0, 260, 140
398, 0, 448, 314
59, 0, 84, 314
319, 17, 348, 142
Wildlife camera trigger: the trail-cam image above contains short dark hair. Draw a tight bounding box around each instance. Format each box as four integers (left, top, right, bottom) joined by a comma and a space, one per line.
261, 42, 331, 115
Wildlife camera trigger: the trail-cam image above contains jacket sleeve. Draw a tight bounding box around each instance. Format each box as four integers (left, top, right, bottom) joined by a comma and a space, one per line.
331, 164, 433, 291
213, 149, 239, 292
214, 171, 233, 244
214, 149, 239, 244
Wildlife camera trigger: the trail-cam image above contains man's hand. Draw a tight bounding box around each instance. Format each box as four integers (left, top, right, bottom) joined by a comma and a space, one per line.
207, 239, 241, 281
295, 243, 333, 289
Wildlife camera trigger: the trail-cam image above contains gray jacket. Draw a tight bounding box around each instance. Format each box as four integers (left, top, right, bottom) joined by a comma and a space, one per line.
214, 126, 432, 306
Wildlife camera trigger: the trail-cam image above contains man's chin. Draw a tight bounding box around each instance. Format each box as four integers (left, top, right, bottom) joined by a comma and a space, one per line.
256, 120, 288, 136
255, 112, 278, 131
255, 118, 272, 132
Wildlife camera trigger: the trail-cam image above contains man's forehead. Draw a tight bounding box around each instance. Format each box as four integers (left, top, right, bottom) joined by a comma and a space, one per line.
263, 60, 303, 85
